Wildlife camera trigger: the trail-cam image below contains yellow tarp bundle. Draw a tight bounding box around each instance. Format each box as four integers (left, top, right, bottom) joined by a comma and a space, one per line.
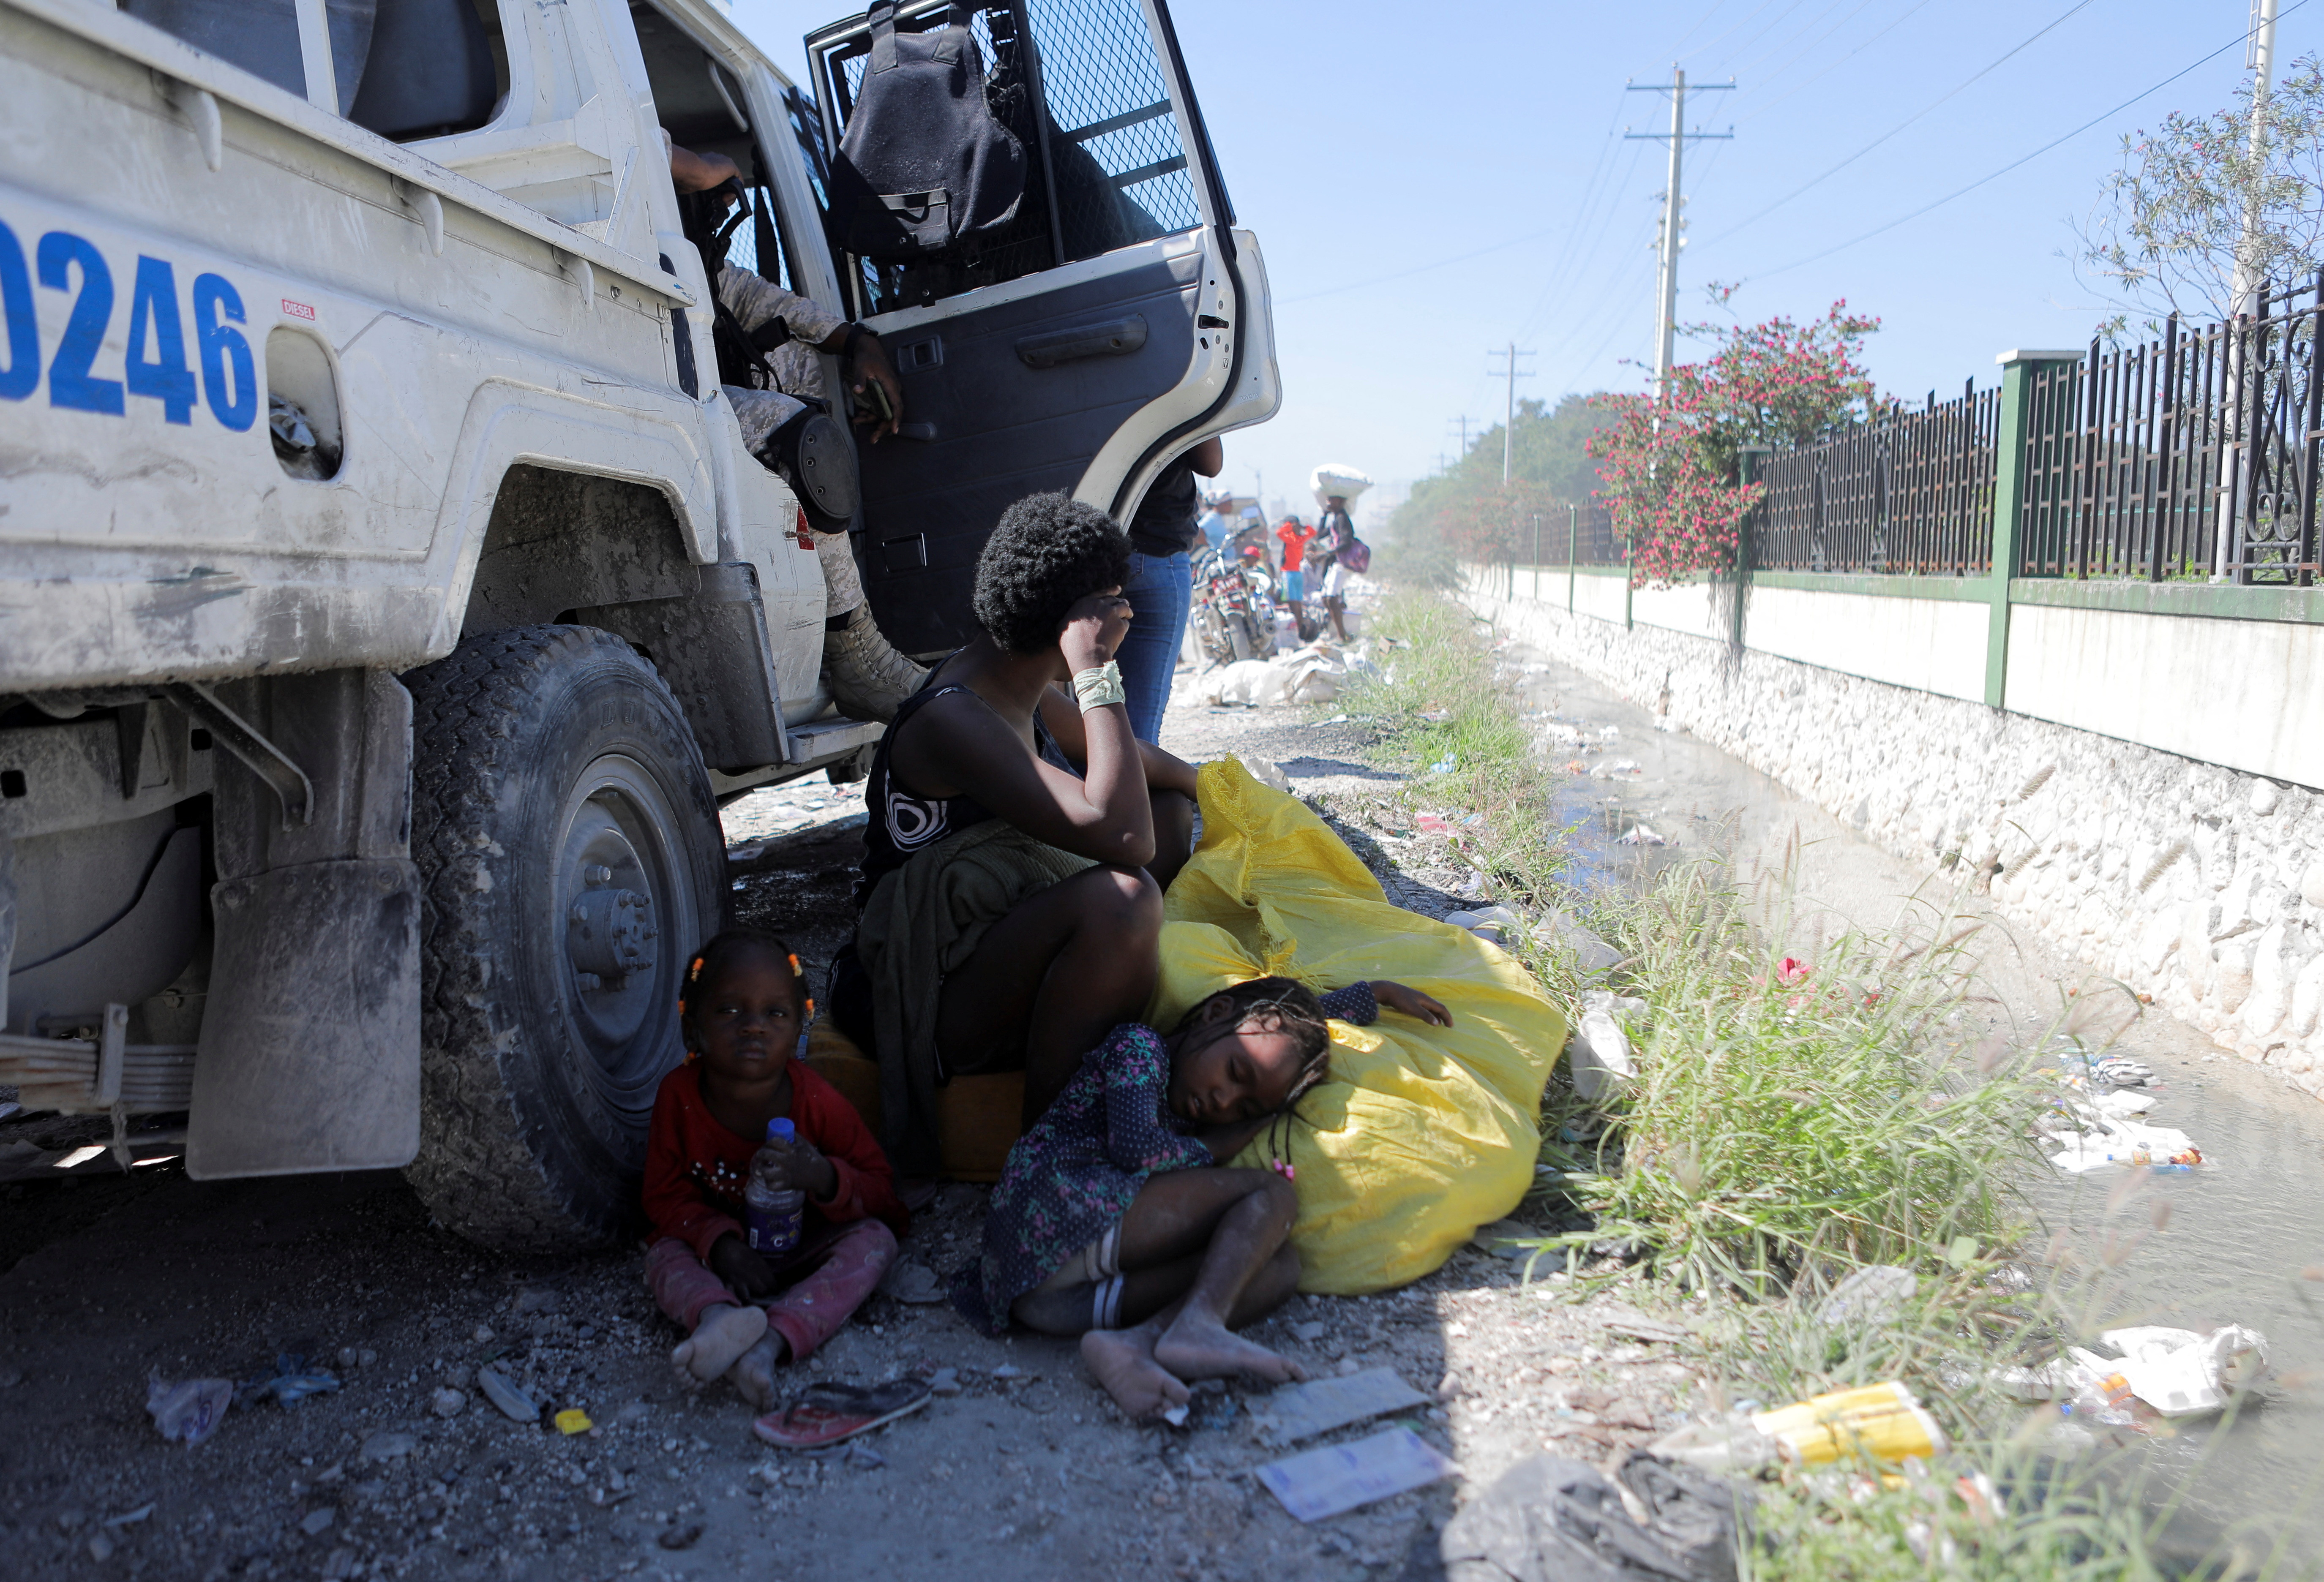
1151, 758, 1567, 1294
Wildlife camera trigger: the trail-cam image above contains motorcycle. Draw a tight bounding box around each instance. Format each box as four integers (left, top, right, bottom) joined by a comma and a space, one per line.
1189, 543, 1274, 666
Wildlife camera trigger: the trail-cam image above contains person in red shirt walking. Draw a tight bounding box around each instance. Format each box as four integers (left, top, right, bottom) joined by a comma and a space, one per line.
644, 929, 906, 1409
1273, 515, 1316, 623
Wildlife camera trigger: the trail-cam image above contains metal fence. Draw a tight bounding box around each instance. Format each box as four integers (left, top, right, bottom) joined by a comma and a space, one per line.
2020, 277, 2322, 583
1753, 275, 2324, 585
1517, 503, 1623, 566
1755, 383, 2000, 575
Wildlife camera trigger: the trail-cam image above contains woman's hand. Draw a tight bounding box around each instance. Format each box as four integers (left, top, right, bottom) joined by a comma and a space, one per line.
1059, 589, 1134, 672
1372, 980, 1452, 1027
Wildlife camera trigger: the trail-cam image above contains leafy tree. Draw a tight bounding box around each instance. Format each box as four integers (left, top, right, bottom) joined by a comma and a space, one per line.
1383, 394, 1614, 575
2077, 53, 2324, 330
1587, 302, 1880, 586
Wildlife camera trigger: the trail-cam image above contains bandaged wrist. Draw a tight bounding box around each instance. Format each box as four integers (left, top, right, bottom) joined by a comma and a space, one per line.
1072, 660, 1127, 711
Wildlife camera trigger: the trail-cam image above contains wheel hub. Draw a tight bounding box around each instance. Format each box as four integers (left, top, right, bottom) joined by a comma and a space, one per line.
567, 881, 656, 989
550, 759, 692, 1095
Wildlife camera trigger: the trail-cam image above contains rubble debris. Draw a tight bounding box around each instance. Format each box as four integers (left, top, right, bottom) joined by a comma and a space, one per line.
1424, 1451, 1747, 1582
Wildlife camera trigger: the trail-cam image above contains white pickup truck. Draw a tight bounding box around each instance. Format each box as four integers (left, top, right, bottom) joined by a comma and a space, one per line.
0, 0, 1276, 1247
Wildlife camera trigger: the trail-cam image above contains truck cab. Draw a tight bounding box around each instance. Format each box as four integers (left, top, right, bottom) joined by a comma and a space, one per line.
0, 0, 1276, 1247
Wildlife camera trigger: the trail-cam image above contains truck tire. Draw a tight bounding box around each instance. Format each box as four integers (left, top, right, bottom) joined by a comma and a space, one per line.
404, 624, 725, 1252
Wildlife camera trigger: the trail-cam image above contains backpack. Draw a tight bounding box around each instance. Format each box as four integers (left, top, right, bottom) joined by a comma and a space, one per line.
825, 2, 1027, 262
1337, 536, 1372, 574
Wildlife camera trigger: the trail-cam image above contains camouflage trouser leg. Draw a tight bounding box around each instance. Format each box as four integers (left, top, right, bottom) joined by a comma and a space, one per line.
724, 385, 861, 620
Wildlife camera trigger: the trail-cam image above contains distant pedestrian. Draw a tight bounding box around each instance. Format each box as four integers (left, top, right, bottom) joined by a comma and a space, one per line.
1316, 494, 1357, 642
1117, 437, 1224, 742
1273, 515, 1315, 619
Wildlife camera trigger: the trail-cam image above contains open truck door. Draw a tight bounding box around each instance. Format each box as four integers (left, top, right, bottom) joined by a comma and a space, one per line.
804, 0, 1277, 654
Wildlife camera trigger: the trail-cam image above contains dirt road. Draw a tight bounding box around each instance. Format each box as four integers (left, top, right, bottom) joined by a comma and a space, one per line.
0, 696, 1723, 1582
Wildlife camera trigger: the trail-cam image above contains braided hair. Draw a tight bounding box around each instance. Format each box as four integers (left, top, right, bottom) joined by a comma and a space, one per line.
676, 927, 812, 1057
1170, 977, 1331, 1174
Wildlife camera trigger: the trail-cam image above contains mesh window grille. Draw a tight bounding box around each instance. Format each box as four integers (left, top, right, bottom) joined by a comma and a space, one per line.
824, 1, 1200, 310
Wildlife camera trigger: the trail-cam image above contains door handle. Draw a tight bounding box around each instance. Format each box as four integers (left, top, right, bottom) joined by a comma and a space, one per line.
1015, 314, 1148, 369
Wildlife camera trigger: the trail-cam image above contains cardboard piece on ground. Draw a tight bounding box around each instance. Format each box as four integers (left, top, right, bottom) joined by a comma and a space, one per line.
1250, 1367, 1431, 1445
1255, 1427, 1455, 1522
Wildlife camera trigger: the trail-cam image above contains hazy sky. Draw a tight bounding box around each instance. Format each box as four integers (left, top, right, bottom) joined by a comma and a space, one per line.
729, 1, 2316, 524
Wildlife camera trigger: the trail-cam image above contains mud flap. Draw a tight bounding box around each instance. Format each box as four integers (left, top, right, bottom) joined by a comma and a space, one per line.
185, 857, 423, 1178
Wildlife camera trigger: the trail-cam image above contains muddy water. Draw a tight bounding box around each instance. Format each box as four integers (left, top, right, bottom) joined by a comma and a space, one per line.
1508, 648, 2324, 1555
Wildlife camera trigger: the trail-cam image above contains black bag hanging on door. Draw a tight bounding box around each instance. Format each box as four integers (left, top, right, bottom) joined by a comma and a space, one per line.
826, 1, 1026, 261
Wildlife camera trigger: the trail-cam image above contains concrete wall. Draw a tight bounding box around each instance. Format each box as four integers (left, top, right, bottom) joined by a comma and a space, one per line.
1468, 571, 2324, 1105
2006, 600, 2324, 792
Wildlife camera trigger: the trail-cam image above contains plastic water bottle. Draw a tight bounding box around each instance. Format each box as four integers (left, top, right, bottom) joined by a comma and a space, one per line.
745, 1119, 805, 1256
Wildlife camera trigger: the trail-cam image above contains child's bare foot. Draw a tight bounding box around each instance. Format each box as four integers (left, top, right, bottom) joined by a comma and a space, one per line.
672, 1303, 768, 1384
1154, 1312, 1306, 1386
723, 1330, 791, 1411
1081, 1326, 1192, 1420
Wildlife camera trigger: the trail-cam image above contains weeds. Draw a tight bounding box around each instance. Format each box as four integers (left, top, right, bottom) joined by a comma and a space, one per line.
1340, 587, 2299, 1577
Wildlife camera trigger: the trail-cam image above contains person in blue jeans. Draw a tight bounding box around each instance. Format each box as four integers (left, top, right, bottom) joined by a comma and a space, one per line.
1117, 437, 1224, 743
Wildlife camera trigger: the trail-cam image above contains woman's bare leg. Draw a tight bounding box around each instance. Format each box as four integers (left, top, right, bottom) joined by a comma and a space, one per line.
934, 864, 1162, 1127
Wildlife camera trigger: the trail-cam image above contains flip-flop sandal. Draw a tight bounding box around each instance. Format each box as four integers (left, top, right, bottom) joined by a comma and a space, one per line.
753, 1379, 932, 1450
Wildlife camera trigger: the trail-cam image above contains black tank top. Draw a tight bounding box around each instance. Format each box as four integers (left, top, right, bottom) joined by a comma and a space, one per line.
855, 670, 1069, 906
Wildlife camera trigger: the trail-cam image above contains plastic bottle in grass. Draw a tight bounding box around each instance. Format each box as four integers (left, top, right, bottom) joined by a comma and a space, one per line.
746, 1119, 805, 1256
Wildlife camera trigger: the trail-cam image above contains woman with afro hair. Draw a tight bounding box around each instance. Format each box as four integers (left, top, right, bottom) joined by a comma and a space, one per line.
836, 492, 1203, 1162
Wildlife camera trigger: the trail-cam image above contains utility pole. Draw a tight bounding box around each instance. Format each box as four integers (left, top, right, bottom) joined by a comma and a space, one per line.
1626, 67, 1733, 407
1485, 345, 1534, 482
2216, 0, 2280, 582
1447, 415, 1477, 460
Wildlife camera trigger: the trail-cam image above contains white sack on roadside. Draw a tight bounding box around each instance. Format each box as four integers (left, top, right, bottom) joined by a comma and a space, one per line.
1567, 989, 1645, 1102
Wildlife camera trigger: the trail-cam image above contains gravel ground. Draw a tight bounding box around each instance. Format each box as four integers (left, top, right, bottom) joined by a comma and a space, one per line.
0, 657, 1712, 1582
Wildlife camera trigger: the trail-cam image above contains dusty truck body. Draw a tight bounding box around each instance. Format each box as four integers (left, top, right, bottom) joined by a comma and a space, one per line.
0, 0, 1276, 1246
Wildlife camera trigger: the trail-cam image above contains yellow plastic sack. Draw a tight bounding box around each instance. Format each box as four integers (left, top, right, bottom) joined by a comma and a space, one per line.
1150, 758, 1566, 1293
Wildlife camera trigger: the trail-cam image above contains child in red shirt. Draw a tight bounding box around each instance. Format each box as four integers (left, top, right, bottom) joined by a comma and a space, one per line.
644, 929, 906, 1409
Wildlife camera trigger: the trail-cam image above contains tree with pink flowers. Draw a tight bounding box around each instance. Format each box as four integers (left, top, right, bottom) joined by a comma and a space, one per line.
1588, 301, 1880, 585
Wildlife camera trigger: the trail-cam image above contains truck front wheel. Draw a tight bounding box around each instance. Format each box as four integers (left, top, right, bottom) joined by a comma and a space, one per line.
405, 625, 725, 1251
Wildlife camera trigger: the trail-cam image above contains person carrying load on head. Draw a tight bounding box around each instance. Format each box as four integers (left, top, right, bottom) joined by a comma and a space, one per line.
668, 136, 925, 722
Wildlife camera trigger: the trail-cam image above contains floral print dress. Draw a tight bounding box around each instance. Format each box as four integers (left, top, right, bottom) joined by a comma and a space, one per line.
953, 1024, 1210, 1333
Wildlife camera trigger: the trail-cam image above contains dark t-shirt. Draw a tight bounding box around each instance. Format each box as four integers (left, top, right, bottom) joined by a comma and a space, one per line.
1126, 460, 1200, 556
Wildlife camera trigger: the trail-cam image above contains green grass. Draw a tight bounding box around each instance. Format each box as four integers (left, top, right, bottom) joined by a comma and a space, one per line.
1338, 587, 2301, 1579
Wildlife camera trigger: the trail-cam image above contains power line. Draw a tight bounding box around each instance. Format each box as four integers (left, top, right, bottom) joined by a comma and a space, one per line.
1743, 0, 2315, 280
1701, 0, 2096, 246
1738, 0, 1938, 122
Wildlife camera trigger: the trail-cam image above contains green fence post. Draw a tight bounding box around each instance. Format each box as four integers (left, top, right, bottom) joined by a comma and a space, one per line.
1986, 350, 2080, 708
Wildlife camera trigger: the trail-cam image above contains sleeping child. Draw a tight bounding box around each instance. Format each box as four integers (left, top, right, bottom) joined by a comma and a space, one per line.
643, 928, 906, 1409
954, 975, 1450, 1418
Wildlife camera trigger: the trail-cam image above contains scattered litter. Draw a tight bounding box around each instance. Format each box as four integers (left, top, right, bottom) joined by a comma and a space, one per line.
1999, 1325, 2269, 1419
753, 1378, 932, 1449
1618, 824, 1666, 846
1320, 713, 1350, 725
877, 1258, 945, 1304
1567, 990, 1645, 1102
1239, 754, 1291, 794
844, 1442, 887, 1469
244, 1354, 340, 1407
1433, 1451, 1747, 1582
1531, 907, 1625, 976
103, 1504, 154, 1530
1814, 1266, 1917, 1327
1248, 1366, 1429, 1446
1429, 758, 1457, 774
1589, 759, 1643, 779
1293, 1321, 1327, 1343
1470, 1219, 1563, 1273
1599, 726, 1621, 743
2091, 1055, 2155, 1087
1254, 1426, 1454, 1521
476, 1367, 540, 1424
145, 1375, 232, 1446
1416, 814, 1455, 834
1656, 1381, 1943, 1473
2092, 1089, 2156, 1117
1444, 905, 1522, 944
926, 1368, 960, 1396
2045, 1119, 2202, 1173
359, 1429, 416, 1462
1653, 717, 1686, 734
555, 1408, 593, 1435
